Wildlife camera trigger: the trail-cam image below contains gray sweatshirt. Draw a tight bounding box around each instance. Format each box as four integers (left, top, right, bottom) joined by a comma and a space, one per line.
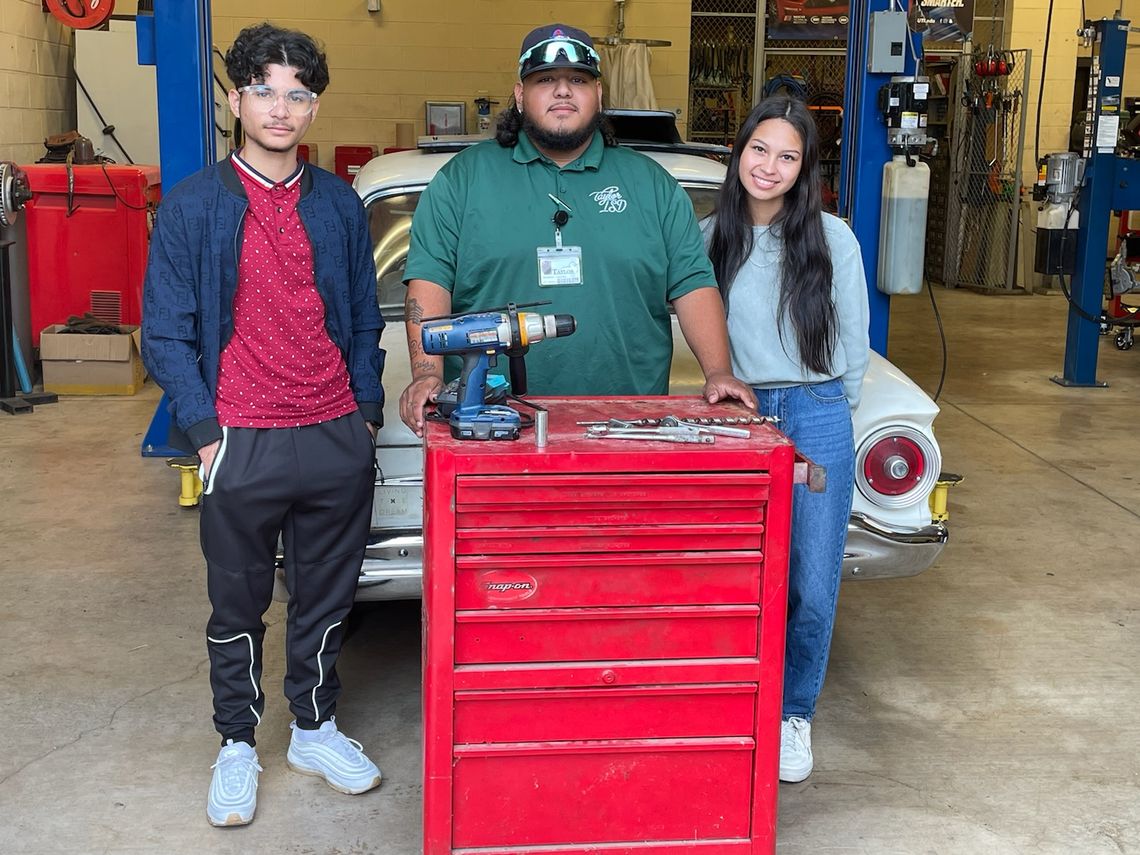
702, 213, 870, 409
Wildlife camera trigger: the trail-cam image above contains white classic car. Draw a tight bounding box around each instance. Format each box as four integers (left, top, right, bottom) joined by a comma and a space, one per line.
338, 120, 949, 601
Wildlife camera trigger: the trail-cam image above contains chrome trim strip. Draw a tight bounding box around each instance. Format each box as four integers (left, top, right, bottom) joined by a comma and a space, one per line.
848, 512, 949, 545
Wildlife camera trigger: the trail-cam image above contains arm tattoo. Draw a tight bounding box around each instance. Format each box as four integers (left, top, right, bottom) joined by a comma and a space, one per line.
407, 297, 425, 324
408, 337, 422, 357
413, 359, 437, 374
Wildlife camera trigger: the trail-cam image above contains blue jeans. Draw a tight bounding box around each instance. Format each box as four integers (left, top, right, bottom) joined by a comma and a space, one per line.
754, 380, 855, 721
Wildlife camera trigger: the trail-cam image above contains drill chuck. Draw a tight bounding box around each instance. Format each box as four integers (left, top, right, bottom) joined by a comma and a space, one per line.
517, 312, 576, 346
552, 314, 576, 339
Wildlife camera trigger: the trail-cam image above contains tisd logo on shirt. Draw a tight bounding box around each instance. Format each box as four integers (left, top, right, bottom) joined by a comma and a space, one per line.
590, 185, 628, 213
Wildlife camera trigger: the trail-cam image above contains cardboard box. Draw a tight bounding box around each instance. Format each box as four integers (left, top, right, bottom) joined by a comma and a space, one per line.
39, 324, 147, 395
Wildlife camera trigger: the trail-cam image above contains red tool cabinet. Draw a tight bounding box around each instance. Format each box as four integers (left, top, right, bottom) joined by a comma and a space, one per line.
423, 397, 797, 854
20, 164, 161, 346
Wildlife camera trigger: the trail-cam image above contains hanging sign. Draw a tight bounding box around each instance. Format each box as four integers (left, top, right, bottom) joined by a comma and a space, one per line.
909, 1, 975, 43
768, 1, 849, 42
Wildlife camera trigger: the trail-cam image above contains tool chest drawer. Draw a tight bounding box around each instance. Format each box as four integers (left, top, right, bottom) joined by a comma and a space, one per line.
455, 552, 763, 610
454, 473, 767, 540
454, 682, 757, 743
455, 523, 765, 555
453, 658, 764, 691
454, 605, 760, 664
451, 738, 755, 849
455, 473, 770, 508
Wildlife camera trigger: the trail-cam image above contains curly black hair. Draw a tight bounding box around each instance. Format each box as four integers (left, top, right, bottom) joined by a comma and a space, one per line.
224, 22, 330, 94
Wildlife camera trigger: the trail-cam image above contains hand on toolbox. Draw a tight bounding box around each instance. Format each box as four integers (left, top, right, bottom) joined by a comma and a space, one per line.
701, 368, 758, 410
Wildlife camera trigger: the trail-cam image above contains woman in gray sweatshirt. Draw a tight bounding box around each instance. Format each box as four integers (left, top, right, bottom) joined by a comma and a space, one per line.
704, 96, 870, 784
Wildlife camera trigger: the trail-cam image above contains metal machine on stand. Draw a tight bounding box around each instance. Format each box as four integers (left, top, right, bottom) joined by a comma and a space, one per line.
1045, 17, 1140, 387
0, 162, 56, 414
1106, 212, 1140, 350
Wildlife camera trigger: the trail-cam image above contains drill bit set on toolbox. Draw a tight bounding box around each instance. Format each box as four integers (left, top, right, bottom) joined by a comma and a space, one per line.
577, 414, 777, 444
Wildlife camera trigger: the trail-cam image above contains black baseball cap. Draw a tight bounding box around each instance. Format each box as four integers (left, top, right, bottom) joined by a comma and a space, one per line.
518, 24, 602, 79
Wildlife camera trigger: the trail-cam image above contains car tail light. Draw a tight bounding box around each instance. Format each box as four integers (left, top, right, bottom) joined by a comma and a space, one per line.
855, 427, 940, 509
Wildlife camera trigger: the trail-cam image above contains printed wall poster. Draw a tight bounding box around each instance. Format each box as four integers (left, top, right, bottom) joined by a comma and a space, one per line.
908, 1, 975, 43
768, 1, 848, 42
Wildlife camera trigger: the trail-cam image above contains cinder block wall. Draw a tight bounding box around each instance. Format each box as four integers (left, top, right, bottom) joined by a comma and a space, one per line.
0, 0, 75, 164
1085, 0, 1140, 97
1006, 0, 1081, 181
212, 0, 693, 173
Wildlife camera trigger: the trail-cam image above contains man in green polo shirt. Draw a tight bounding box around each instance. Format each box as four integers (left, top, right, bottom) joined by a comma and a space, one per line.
399, 22, 753, 434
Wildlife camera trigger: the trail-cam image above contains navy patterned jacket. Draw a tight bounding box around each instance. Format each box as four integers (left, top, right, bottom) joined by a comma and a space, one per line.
141, 155, 385, 452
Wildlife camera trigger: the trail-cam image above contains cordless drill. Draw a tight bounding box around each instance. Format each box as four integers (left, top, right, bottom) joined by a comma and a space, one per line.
421, 304, 576, 440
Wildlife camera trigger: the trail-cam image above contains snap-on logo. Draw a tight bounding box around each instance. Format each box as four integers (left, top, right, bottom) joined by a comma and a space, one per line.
479, 570, 538, 603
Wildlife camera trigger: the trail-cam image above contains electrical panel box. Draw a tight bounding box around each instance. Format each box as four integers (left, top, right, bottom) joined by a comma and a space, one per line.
869, 11, 908, 74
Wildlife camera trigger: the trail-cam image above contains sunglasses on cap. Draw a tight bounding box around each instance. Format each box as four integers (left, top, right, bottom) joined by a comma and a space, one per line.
518, 37, 601, 78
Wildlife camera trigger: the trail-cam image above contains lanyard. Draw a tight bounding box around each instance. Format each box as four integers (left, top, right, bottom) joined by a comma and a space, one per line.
549, 192, 572, 249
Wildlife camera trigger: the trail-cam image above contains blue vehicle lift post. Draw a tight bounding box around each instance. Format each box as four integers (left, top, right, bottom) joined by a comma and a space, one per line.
137, 0, 216, 456
838, 1, 922, 358
1054, 17, 1139, 387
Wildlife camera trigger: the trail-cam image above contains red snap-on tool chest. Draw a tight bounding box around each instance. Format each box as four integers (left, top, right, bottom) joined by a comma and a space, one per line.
423, 397, 796, 854
19, 164, 161, 347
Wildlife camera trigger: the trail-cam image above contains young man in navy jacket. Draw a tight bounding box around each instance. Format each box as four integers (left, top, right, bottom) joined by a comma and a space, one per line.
141, 22, 385, 827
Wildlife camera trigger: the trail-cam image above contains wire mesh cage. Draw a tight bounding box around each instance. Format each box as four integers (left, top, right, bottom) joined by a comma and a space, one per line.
942, 47, 1030, 290
694, 0, 759, 14
689, 4, 758, 145
761, 51, 846, 206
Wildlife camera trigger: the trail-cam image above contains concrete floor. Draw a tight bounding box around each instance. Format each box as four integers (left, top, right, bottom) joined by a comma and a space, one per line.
1, 288, 1138, 854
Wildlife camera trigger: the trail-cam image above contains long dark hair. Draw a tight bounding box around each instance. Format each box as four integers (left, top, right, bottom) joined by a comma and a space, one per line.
494, 104, 618, 147
707, 96, 837, 375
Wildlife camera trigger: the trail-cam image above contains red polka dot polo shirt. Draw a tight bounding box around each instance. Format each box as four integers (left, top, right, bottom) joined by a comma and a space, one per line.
215, 152, 357, 428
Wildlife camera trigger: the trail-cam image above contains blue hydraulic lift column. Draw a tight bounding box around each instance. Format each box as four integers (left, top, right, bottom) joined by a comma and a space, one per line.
1055, 17, 1129, 387
136, 0, 216, 455
838, 1, 923, 357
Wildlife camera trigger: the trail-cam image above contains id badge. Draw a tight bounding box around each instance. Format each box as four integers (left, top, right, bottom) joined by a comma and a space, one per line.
537, 246, 583, 287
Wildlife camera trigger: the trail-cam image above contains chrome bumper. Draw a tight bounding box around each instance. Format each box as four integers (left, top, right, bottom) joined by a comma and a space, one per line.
842, 512, 949, 580
273, 530, 424, 603
287, 511, 948, 603
355, 530, 424, 601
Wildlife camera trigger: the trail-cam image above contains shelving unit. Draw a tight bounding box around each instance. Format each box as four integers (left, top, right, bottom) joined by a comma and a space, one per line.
688, 1, 758, 145
923, 55, 962, 286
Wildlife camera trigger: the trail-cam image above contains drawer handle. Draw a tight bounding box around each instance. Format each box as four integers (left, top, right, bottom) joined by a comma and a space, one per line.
600, 669, 617, 685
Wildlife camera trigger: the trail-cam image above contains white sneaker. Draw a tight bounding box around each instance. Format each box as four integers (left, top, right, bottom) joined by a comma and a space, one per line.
779, 717, 814, 783
207, 740, 262, 827
286, 718, 382, 794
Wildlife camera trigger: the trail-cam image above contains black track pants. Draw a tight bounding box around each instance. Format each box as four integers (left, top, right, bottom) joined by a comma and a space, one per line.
199, 413, 375, 745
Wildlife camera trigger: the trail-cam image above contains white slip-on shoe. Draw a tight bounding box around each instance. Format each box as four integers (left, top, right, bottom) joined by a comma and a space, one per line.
779, 717, 814, 783
207, 740, 262, 827
286, 718, 382, 795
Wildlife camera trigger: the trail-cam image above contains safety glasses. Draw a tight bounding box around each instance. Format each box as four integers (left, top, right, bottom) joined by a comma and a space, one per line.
518, 38, 601, 78
238, 84, 319, 116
